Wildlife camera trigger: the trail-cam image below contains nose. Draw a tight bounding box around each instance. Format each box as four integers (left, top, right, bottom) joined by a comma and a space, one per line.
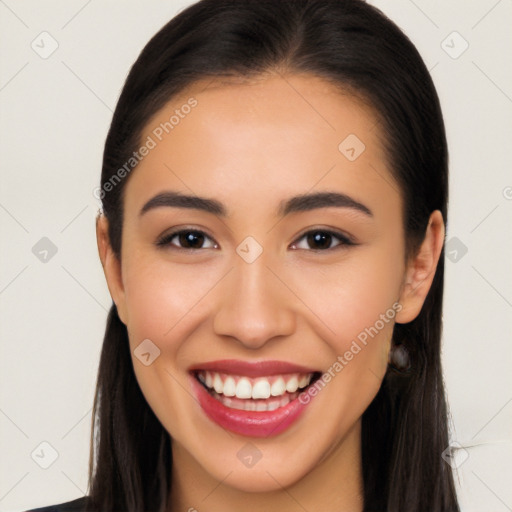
212, 256, 296, 349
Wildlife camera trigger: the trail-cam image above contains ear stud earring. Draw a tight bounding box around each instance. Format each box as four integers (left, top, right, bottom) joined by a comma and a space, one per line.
388, 343, 411, 371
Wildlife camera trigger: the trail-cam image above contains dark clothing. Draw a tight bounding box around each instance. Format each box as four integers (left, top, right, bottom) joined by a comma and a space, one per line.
26, 496, 88, 512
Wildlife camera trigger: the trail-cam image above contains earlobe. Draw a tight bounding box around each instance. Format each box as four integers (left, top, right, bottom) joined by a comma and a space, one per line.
395, 210, 445, 324
95, 213, 128, 325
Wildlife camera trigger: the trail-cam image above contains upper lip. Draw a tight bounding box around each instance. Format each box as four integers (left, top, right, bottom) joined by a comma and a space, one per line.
188, 359, 319, 378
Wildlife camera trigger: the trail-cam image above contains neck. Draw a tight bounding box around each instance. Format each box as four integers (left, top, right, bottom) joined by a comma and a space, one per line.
167, 422, 364, 512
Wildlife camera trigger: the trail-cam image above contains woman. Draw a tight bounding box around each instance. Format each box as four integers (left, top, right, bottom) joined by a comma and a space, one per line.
28, 0, 460, 510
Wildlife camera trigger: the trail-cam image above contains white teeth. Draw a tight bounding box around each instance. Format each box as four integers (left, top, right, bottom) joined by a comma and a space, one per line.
223, 376, 236, 397
267, 401, 280, 411
270, 377, 286, 397
299, 374, 311, 388
256, 401, 268, 411
285, 376, 299, 393
213, 373, 224, 394
196, 371, 315, 399
247, 401, 257, 411
252, 380, 271, 399
280, 395, 291, 407
235, 377, 252, 399
211, 390, 298, 412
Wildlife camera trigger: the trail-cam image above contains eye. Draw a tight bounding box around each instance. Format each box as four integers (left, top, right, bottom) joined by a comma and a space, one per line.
156, 229, 218, 250
290, 229, 354, 251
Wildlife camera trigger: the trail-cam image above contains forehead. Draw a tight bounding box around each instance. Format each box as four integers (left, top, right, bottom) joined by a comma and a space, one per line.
123, 73, 399, 220
159, 73, 381, 144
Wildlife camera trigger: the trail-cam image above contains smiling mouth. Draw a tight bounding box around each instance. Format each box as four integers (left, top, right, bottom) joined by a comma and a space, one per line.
193, 370, 322, 412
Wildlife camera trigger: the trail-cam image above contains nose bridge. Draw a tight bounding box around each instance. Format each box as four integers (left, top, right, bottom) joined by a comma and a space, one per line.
213, 249, 295, 348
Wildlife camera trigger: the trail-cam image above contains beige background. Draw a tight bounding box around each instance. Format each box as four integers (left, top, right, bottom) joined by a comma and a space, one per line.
0, 1, 511, 510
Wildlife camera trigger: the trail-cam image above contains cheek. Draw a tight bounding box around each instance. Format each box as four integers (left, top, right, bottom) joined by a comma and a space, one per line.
122, 254, 224, 341
121, 256, 223, 438
296, 249, 403, 343
292, 249, 403, 437
288, 243, 404, 403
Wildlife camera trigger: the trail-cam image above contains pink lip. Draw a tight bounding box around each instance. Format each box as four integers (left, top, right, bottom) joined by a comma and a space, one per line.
189, 372, 315, 437
188, 359, 318, 377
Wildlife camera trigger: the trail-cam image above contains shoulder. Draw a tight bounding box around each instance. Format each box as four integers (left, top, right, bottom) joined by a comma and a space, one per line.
25, 496, 89, 512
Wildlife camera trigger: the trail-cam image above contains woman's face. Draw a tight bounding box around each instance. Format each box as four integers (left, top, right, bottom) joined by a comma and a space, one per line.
98, 73, 437, 494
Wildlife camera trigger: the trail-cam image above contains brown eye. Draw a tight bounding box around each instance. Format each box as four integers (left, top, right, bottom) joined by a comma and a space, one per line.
156, 230, 218, 250
290, 229, 353, 251
307, 231, 333, 250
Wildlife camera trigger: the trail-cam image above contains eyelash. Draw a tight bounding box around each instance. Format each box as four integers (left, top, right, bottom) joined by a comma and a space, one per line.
155, 227, 355, 252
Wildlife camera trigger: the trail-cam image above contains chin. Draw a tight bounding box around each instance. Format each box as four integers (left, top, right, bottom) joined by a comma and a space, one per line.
213, 461, 310, 494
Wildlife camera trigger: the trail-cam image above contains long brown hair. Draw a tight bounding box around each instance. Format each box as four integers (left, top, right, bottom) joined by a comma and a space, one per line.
88, 1, 459, 510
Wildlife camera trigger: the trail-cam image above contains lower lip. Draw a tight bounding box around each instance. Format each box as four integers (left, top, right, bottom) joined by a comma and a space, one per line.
190, 373, 314, 437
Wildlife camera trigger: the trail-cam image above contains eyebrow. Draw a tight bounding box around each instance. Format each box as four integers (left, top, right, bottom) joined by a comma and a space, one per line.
140, 191, 225, 217
139, 190, 373, 218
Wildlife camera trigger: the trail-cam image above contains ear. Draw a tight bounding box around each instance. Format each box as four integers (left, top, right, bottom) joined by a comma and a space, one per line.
96, 212, 129, 325
395, 210, 445, 324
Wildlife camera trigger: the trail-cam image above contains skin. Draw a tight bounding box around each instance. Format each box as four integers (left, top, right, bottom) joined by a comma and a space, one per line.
96, 73, 445, 512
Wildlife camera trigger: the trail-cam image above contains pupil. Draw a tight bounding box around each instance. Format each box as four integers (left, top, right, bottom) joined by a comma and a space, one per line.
180, 231, 204, 248
308, 231, 331, 249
